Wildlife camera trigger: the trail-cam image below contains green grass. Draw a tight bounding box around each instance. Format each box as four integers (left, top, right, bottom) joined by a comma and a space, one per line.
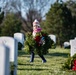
17, 46, 76, 75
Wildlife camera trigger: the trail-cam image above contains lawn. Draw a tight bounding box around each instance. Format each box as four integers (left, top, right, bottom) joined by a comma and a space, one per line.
17, 46, 76, 75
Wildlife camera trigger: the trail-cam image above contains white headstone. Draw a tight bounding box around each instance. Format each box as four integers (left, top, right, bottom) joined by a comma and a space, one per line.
0, 37, 18, 75
70, 39, 76, 57
0, 44, 10, 75
74, 37, 76, 40
48, 34, 56, 43
63, 41, 70, 48
14, 33, 24, 45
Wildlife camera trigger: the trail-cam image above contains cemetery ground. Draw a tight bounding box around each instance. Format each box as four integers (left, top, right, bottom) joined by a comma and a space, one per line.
17, 46, 76, 75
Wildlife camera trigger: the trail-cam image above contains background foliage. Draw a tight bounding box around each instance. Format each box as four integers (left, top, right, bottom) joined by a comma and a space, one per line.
0, 0, 76, 46
42, 1, 73, 45
0, 13, 22, 36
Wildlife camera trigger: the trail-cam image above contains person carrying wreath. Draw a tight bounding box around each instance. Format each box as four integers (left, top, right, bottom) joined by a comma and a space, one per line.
24, 19, 52, 63
30, 19, 47, 63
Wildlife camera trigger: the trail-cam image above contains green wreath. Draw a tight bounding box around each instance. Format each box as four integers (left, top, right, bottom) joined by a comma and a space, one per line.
24, 31, 53, 55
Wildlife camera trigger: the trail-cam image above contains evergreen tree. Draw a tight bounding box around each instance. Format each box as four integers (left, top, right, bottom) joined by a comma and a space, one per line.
43, 1, 73, 45
0, 12, 4, 35
1, 13, 22, 36
66, 0, 76, 38
0, 12, 4, 24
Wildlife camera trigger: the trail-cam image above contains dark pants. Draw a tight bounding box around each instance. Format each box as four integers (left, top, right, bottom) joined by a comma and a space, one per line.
30, 52, 46, 63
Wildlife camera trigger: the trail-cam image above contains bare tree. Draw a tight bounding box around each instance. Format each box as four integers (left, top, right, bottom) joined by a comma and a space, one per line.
0, 0, 53, 32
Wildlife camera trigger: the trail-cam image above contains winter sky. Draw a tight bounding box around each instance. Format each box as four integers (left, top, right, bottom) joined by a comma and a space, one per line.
0, 0, 69, 19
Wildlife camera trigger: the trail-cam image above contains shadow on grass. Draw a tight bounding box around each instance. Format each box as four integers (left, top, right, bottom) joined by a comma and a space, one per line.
18, 50, 30, 57
18, 63, 43, 67
18, 49, 69, 58
18, 63, 34, 66
47, 52, 69, 58
18, 68, 50, 71
18, 50, 25, 56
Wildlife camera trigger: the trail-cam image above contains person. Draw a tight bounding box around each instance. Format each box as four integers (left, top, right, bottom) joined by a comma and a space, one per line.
30, 19, 46, 63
